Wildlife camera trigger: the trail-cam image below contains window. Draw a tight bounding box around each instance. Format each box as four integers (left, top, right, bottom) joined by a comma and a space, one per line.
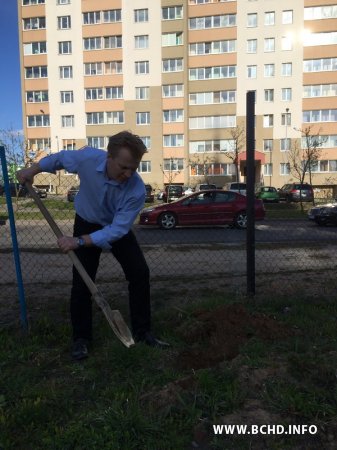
103, 9, 121, 23
84, 62, 103, 76
282, 10, 293, 24
303, 84, 337, 98
264, 38, 275, 52
25, 66, 47, 78
264, 89, 274, 102
162, 58, 183, 72
163, 135, 184, 147
27, 138, 50, 151
106, 111, 124, 124
83, 37, 102, 50
247, 65, 257, 78
280, 138, 291, 151
281, 113, 291, 126
189, 90, 236, 105
23, 0, 45, 4
135, 35, 149, 49
163, 159, 184, 171
282, 63, 292, 76
189, 40, 236, 55
264, 11, 275, 26
303, 110, 337, 123
263, 139, 273, 152
88, 137, 105, 148
62, 115, 74, 127
163, 109, 184, 123
264, 164, 273, 176
58, 41, 72, 54
190, 65, 236, 80
247, 13, 257, 27
86, 112, 104, 125
282, 88, 292, 101
23, 17, 46, 30
304, 5, 337, 21
104, 36, 122, 49
57, 0, 70, 4
303, 58, 337, 72
303, 32, 337, 47
162, 32, 183, 46
264, 64, 275, 77
23, 42, 46, 55
136, 112, 150, 125
26, 90, 48, 103
247, 39, 257, 53
135, 61, 149, 75
135, 87, 149, 100
190, 164, 233, 176
105, 61, 122, 74
280, 163, 290, 175
59, 66, 73, 79
162, 6, 183, 20
189, 140, 235, 153
282, 36, 293, 51
85, 88, 104, 100
162, 84, 184, 97
27, 115, 49, 127
140, 136, 151, 148
57, 16, 71, 29
60, 91, 73, 103
106, 86, 123, 99
83, 12, 101, 25
134, 9, 148, 23
263, 114, 274, 127
189, 14, 236, 29
138, 161, 151, 173
189, 115, 236, 129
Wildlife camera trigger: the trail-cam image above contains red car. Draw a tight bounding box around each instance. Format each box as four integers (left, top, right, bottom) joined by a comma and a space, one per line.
139, 190, 265, 229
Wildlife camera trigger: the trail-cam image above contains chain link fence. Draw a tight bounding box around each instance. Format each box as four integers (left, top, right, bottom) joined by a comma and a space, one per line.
1, 171, 337, 325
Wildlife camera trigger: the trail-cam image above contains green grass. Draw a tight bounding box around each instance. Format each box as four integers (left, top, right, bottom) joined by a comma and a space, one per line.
1, 294, 337, 449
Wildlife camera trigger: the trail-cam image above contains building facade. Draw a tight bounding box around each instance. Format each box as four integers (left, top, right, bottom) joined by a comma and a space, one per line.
18, 0, 337, 193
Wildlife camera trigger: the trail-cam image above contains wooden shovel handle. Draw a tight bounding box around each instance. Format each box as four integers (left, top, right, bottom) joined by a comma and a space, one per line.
25, 182, 99, 296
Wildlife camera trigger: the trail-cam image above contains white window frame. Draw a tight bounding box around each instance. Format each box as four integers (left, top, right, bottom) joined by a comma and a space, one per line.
85, 88, 104, 100
106, 86, 123, 99
162, 84, 184, 97
59, 66, 73, 79
84, 62, 103, 76
60, 91, 73, 103
162, 6, 183, 20
58, 41, 72, 54
134, 9, 148, 23
57, 16, 71, 30
103, 9, 122, 23
163, 134, 184, 147
136, 112, 150, 125
135, 87, 149, 100
247, 39, 257, 53
162, 58, 183, 72
61, 115, 74, 128
135, 61, 149, 75
280, 163, 290, 175
135, 35, 149, 49
138, 161, 151, 173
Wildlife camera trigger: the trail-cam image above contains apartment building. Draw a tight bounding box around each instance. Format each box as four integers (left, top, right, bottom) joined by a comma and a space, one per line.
18, 0, 337, 193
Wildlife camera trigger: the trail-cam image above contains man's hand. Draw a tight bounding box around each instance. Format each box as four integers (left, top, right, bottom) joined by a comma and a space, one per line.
57, 236, 79, 253
16, 163, 42, 185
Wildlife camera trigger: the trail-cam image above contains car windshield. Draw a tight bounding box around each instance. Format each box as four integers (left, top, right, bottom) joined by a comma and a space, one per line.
294, 184, 311, 190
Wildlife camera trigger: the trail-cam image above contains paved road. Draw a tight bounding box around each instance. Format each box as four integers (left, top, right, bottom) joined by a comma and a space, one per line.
1, 218, 336, 249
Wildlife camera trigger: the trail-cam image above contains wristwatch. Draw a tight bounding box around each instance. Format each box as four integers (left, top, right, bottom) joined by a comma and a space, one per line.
77, 236, 85, 248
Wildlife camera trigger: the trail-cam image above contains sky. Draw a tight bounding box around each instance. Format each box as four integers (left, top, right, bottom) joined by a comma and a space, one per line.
0, 2, 22, 132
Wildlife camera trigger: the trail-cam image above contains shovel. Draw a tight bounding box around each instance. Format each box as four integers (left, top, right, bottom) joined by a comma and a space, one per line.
26, 182, 135, 348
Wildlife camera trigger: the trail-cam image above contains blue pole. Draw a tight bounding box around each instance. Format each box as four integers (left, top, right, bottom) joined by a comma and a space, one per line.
0, 146, 28, 330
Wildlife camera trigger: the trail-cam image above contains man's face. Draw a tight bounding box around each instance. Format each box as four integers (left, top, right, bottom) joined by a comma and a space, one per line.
106, 147, 141, 183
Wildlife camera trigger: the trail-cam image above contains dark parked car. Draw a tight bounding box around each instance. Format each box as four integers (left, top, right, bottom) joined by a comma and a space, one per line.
195, 183, 217, 191
308, 202, 337, 226
162, 185, 184, 202
139, 189, 265, 230
0, 183, 47, 198
144, 184, 154, 203
278, 183, 314, 203
67, 185, 79, 202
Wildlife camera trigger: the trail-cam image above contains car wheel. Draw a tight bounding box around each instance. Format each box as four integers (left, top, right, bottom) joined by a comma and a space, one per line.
234, 211, 247, 229
158, 212, 177, 230
316, 217, 327, 226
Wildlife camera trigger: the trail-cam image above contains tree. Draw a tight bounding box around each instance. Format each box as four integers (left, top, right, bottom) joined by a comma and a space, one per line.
160, 157, 184, 203
225, 125, 246, 184
189, 152, 215, 185
287, 126, 326, 209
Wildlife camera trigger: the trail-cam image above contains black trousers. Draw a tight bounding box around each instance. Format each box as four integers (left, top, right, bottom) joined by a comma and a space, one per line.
71, 214, 151, 341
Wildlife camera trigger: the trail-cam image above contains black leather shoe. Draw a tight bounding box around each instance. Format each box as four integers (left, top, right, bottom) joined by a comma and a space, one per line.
136, 332, 170, 349
71, 338, 89, 360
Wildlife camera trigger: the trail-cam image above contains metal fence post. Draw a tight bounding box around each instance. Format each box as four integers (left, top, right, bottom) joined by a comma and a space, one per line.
0, 146, 28, 330
246, 91, 256, 296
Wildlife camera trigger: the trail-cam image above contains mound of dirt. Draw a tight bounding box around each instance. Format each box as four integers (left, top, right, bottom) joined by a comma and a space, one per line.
175, 303, 292, 370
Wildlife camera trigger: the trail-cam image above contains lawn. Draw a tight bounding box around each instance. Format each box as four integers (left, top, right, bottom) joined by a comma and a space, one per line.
1, 293, 337, 449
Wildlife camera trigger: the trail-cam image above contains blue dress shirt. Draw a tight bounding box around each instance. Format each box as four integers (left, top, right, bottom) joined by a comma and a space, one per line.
39, 146, 146, 249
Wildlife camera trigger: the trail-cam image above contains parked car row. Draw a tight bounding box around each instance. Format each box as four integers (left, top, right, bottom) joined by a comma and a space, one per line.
308, 202, 337, 226
0, 183, 47, 198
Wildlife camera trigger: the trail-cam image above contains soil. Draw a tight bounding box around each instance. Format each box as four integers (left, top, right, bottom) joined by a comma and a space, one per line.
175, 303, 292, 370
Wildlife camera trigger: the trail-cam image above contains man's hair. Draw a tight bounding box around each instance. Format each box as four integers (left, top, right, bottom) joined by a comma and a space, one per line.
107, 131, 147, 159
